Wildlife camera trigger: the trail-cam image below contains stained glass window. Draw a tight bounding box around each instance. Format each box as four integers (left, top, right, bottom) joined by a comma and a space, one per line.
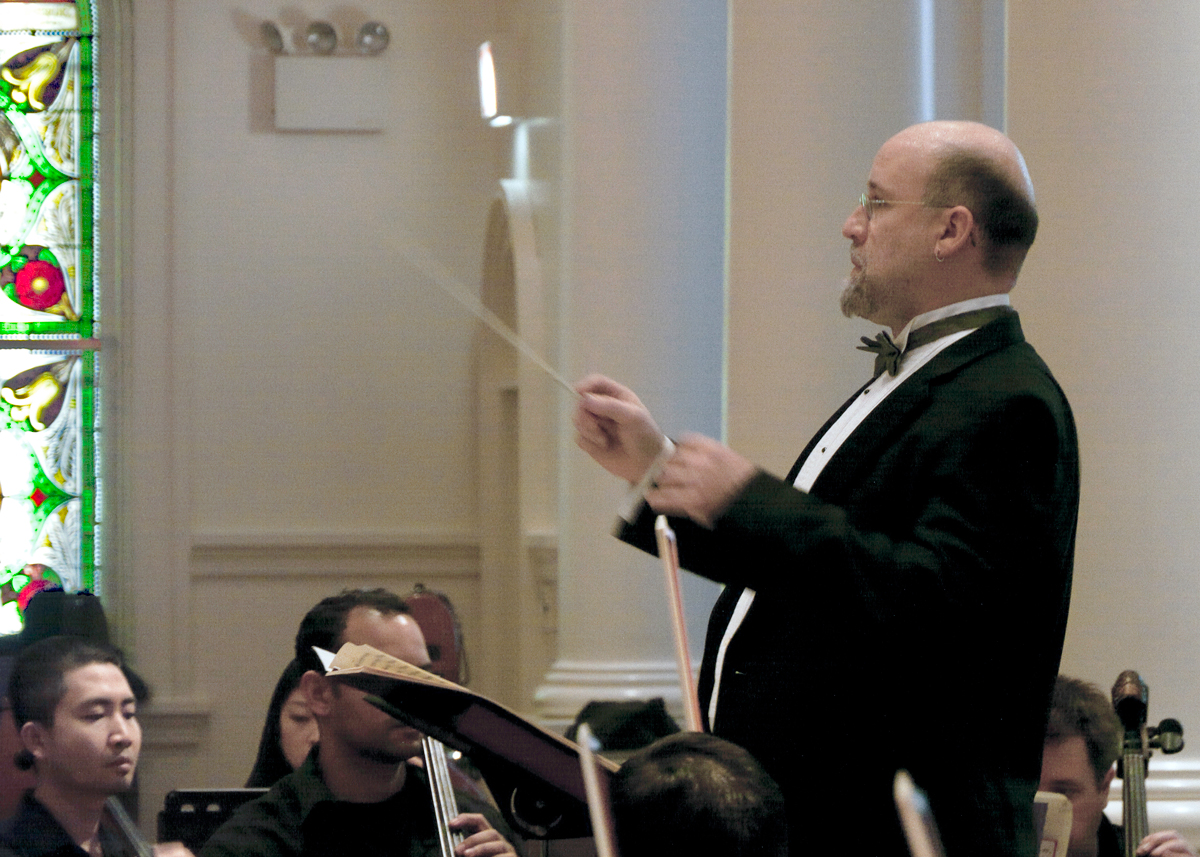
0, 1, 99, 636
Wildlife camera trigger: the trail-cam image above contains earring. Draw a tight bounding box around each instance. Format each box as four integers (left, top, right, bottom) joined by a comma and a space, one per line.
934, 248, 944, 262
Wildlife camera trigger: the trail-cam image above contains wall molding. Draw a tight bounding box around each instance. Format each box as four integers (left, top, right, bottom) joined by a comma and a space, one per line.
139, 698, 211, 750
189, 534, 481, 580
1107, 756, 1200, 837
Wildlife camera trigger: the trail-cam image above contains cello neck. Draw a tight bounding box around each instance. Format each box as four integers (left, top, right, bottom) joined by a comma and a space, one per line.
423, 736, 464, 857
101, 796, 154, 857
1121, 745, 1148, 857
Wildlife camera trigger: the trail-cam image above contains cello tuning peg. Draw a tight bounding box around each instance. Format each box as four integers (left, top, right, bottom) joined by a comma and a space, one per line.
1151, 718, 1185, 754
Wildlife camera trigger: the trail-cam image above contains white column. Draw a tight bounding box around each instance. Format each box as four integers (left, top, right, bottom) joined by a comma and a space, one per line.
539, 0, 727, 729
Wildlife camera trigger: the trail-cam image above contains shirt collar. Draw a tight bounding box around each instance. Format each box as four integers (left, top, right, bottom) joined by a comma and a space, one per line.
288, 749, 426, 824
893, 293, 1012, 352
288, 751, 339, 822
3, 791, 114, 857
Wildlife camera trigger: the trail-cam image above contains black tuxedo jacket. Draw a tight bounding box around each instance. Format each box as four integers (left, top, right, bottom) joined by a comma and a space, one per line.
619, 313, 1078, 857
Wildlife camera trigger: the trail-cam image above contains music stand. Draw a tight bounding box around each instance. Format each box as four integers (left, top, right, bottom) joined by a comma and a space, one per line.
157, 788, 267, 852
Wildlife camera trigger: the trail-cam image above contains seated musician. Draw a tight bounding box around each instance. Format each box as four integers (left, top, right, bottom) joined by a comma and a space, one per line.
0, 635, 192, 857
1040, 675, 1196, 857
244, 658, 319, 788
200, 588, 518, 857
610, 731, 788, 857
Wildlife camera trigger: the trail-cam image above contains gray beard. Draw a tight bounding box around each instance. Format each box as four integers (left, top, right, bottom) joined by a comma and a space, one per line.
840, 274, 875, 320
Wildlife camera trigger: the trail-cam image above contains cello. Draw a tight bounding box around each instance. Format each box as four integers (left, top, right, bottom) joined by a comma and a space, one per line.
1111, 670, 1185, 857
422, 735, 465, 857
101, 796, 154, 857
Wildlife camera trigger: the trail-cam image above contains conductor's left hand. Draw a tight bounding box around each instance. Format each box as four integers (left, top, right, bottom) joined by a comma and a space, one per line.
647, 433, 758, 528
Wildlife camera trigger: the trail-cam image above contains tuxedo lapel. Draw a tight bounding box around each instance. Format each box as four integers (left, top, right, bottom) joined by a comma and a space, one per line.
696, 584, 746, 731
799, 313, 1026, 495
785, 378, 873, 483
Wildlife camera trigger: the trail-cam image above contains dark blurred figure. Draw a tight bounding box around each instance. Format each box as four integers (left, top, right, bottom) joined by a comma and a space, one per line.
611, 732, 787, 857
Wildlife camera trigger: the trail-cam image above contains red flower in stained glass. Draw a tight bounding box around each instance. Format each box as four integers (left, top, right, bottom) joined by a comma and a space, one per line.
13, 258, 65, 310
17, 572, 52, 613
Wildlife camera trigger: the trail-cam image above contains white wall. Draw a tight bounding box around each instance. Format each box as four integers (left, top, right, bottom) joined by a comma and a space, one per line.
174, 1, 500, 542
118, 0, 512, 825
727, 0, 929, 474
547, 0, 726, 723
1008, 0, 1200, 834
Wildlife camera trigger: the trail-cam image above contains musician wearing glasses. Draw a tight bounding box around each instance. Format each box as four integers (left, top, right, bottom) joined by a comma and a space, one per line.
0, 635, 193, 857
1041, 676, 1196, 857
200, 589, 517, 857
574, 120, 1078, 857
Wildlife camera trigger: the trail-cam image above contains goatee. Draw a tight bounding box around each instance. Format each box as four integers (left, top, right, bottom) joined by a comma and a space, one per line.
840, 274, 872, 319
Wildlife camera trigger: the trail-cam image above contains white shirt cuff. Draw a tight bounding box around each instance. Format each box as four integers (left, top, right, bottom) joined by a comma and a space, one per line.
617, 437, 676, 522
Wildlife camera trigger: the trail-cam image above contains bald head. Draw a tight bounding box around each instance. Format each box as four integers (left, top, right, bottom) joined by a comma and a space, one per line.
890, 121, 1035, 200
897, 121, 1039, 280
842, 121, 1040, 330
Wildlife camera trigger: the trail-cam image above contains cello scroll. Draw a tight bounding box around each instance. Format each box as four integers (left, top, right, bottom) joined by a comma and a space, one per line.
1112, 670, 1185, 857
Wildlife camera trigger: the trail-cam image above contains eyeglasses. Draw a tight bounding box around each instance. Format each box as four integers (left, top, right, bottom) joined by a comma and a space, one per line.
858, 192, 928, 221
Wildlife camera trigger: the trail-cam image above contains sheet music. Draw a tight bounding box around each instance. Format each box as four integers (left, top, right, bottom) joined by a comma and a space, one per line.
328, 643, 463, 689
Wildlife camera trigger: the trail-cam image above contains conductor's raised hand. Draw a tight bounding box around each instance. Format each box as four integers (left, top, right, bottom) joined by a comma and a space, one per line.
646, 433, 758, 528
573, 374, 668, 483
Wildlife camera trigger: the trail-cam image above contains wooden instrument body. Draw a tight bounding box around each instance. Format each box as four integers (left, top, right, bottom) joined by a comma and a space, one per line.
404, 584, 465, 685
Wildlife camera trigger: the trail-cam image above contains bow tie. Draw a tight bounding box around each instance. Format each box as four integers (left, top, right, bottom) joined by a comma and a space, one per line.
856, 305, 1018, 378
857, 331, 902, 377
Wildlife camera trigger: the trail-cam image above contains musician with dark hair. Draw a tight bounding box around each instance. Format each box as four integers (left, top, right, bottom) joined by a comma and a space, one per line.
244, 659, 318, 788
0, 635, 192, 857
201, 588, 517, 857
611, 732, 787, 857
1040, 675, 1195, 857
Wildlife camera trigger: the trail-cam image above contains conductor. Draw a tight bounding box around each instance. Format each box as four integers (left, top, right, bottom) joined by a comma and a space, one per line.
574, 120, 1079, 857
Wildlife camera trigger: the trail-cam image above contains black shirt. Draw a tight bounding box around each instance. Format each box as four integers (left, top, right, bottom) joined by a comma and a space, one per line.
199, 752, 514, 857
1098, 815, 1124, 857
0, 792, 126, 857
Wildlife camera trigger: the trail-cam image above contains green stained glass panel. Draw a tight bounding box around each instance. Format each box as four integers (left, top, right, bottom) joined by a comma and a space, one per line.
0, 13, 93, 335
0, 346, 97, 634
0, 0, 98, 636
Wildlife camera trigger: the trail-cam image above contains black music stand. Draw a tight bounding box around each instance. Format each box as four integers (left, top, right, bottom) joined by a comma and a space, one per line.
157, 788, 268, 852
